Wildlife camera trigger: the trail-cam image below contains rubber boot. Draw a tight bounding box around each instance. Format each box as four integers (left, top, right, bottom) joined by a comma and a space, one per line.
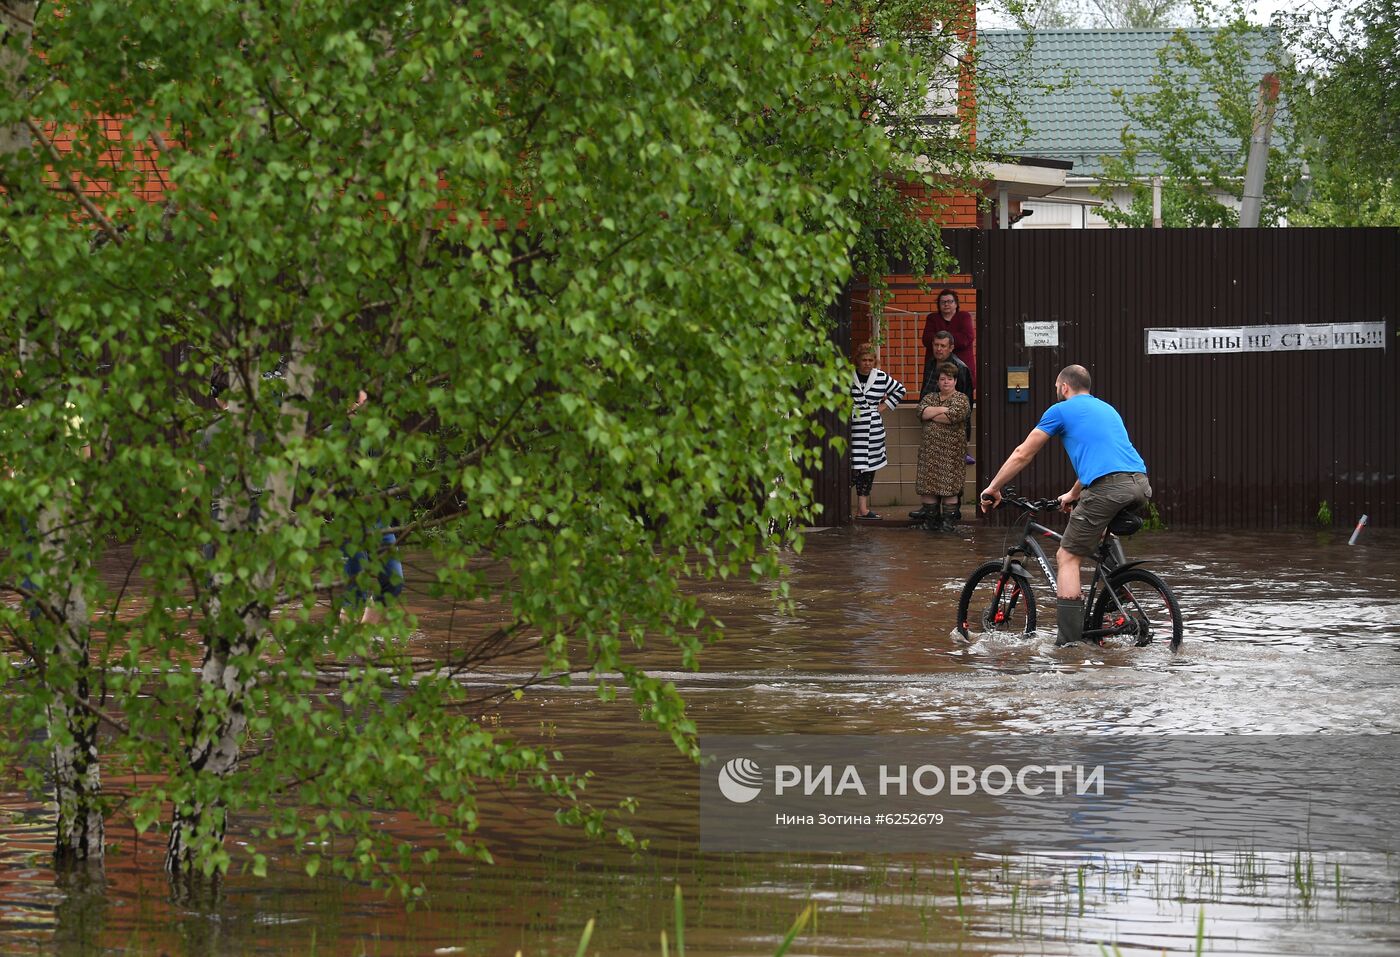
908, 503, 936, 524
1055, 597, 1086, 646
941, 507, 961, 532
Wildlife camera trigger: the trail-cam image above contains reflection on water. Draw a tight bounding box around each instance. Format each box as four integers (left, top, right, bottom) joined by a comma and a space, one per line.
3, 526, 1400, 954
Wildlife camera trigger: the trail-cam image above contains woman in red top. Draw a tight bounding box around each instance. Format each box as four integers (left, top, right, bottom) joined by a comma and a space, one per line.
921, 289, 975, 392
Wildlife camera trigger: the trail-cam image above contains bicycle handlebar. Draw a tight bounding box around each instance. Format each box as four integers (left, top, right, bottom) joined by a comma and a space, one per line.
982, 487, 1062, 512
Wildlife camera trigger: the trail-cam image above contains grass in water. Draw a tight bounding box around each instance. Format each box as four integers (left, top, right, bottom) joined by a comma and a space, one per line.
574, 918, 595, 957
1294, 852, 1316, 905
772, 904, 814, 957
953, 858, 966, 926
675, 884, 685, 957
622, 885, 811, 957
1144, 501, 1168, 531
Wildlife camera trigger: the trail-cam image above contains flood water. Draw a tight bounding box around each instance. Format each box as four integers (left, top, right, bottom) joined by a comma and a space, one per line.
3, 524, 1399, 955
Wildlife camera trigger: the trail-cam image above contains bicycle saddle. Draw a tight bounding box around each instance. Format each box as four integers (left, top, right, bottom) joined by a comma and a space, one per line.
1108, 508, 1145, 536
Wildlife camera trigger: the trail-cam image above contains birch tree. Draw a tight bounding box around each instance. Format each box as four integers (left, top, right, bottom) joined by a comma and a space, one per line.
0, 0, 980, 887
989, 0, 1195, 29
1276, 0, 1400, 225
1, 0, 108, 867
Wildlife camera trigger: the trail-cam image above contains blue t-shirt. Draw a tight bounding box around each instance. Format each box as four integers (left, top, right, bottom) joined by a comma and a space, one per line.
1034, 394, 1146, 487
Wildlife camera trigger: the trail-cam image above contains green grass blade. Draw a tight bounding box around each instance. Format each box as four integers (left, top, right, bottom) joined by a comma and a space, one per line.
772, 905, 813, 957
674, 885, 685, 957
953, 858, 966, 925
575, 917, 595, 957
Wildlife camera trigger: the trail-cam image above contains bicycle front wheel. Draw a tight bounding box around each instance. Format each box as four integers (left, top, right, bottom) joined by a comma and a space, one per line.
957, 561, 1037, 639
1091, 568, 1183, 651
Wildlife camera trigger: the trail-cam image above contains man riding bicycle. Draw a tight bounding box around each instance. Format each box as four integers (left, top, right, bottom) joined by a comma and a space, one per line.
979, 364, 1151, 646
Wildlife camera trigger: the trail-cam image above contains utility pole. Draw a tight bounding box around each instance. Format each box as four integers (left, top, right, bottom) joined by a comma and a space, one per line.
1239, 73, 1280, 228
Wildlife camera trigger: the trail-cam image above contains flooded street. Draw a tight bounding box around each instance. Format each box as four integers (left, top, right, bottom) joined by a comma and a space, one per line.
3, 525, 1399, 954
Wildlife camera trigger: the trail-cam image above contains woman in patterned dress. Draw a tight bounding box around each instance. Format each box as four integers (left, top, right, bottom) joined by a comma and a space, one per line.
849, 343, 905, 520
914, 362, 971, 531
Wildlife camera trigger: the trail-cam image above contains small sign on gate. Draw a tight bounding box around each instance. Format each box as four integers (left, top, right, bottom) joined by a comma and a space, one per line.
1023, 322, 1059, 347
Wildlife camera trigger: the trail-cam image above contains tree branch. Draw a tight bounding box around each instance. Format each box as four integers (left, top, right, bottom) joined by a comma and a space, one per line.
23, 118, 125, 245
0, 2, 35, 29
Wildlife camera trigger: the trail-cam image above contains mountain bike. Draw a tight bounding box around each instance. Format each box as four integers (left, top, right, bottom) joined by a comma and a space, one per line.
955, 487, 1183, 650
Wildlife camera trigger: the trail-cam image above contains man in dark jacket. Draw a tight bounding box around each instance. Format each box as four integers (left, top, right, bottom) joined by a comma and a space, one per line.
920, 330, 971, 403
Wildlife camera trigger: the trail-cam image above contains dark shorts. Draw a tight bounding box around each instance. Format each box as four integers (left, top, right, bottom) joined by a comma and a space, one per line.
1061, 472, 1151, 557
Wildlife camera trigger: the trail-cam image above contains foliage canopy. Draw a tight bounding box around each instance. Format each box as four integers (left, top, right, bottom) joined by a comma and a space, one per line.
1276, 0, 1400, 225
0, 0, 981, 887
995, 0, 1195, 30
1088, 0, 1399, 227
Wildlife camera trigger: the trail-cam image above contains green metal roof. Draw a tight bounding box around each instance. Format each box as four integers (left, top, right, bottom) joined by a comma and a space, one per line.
977, 29, 1279, 177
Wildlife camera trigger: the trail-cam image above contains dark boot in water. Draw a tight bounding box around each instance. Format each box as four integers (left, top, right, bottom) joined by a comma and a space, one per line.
908, 503, 936, 524
940, 507, 961, 532
1055, 597, 1086, 646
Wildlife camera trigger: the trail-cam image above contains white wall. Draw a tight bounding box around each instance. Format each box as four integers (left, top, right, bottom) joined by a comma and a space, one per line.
1017, 183, 1246, 229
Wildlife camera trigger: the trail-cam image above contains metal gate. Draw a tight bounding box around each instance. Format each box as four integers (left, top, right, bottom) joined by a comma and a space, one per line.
972, 228, 1400, 528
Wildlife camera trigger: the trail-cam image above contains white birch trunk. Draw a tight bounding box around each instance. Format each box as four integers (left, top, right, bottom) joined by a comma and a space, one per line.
5, 5, 105, 863
0, 3, 36, 158
166, 342, 316, 875
36, 491, 105, 864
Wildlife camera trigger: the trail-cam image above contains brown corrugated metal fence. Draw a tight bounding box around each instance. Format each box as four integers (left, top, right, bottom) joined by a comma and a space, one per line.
972, 228, 1400, 528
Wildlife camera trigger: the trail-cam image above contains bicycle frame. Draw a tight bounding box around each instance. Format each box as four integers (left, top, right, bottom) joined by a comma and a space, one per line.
964, 488, 1180, 648
1002, 519, 1060, 589
996, 511, 1137, 640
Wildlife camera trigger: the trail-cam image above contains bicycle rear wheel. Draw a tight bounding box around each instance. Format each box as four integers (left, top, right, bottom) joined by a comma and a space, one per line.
1091, 568, 1183, 651
957, 561, 1037, 639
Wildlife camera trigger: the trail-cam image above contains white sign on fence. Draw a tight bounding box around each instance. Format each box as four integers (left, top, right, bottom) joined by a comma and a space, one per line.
1023, 322, 1059, 347
1144, 322, 1387, 356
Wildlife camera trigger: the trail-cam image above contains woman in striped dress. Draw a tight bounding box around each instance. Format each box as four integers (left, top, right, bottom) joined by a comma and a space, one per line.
850, 343, 905, 520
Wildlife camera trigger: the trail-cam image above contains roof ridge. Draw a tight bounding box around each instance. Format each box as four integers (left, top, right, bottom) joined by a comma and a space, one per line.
979, 27, 1219, 33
